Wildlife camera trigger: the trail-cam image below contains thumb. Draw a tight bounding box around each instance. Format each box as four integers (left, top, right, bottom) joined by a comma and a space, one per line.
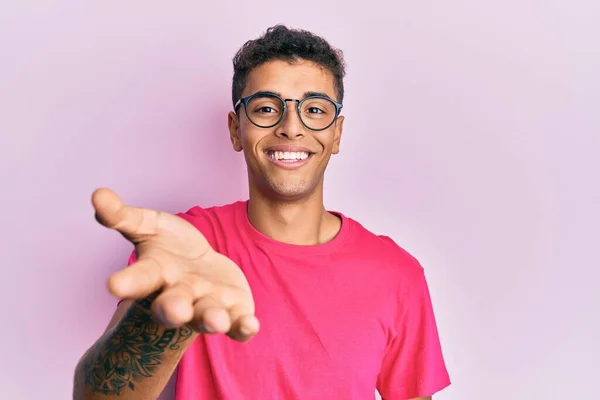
92, 188, 157, 240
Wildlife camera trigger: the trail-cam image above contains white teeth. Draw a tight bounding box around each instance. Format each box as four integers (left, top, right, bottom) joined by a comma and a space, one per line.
267, 151, 310, 161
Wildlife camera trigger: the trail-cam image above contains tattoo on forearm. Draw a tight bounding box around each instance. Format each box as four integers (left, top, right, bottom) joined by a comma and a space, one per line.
83, 295, 193, 395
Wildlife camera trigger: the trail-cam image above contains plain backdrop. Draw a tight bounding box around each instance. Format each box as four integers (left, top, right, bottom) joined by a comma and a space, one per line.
1, 1, 598, 399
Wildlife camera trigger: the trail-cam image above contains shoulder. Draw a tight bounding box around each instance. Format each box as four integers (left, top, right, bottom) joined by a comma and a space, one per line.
343, 217, 433, 329
173, 200, 246, 247
377, 234, 424, 274
178, 200, 244, 221
343, 216, 426, 287
345, 217, 424, 272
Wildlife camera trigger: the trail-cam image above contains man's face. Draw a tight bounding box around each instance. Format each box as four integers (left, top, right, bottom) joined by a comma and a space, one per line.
228, 59, 344, 200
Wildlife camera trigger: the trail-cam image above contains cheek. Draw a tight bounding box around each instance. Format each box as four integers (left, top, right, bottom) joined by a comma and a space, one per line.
239, 123, 258, 146
240, 126, 268, 157
317, 132, 337, 152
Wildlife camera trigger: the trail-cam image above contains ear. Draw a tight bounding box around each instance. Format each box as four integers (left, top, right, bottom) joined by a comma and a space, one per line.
331, 115, 344, 155
227, 111, 243, 152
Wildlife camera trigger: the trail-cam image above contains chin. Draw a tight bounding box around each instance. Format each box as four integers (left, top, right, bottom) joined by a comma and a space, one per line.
263, 177, 316, 200
248, 164, 324, 200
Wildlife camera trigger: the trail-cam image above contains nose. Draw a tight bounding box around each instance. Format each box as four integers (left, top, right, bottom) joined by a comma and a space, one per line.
275, 100, 304, 139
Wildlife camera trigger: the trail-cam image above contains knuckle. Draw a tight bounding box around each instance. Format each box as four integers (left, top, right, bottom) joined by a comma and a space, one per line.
136, 260, 159, 284
135, 208, 155, 235
212, 286, 239, 307
195, 292, 222, 308
174, 280, 196, 298
183, 272, 212, 298
149, 249, 181, 283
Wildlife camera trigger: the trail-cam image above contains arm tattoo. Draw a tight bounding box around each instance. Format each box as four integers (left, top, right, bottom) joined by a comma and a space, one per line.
83, 295, 193, 395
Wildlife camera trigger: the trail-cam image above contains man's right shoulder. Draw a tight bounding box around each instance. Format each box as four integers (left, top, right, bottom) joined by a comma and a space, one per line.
179, 200, 242, 218
174, 200, 246, 247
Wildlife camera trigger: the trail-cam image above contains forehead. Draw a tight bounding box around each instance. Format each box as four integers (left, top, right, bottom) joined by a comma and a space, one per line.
243, 59, 337, 100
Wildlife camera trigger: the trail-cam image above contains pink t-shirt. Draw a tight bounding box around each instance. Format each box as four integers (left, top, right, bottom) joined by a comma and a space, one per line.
129, 201, 450, 399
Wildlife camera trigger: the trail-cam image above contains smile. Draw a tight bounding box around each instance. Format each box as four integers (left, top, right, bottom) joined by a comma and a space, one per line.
264, 150, 313, 169
267, 151, 311, 162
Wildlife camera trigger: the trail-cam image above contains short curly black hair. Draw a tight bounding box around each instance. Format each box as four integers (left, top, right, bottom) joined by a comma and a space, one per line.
231, 24, 346, 107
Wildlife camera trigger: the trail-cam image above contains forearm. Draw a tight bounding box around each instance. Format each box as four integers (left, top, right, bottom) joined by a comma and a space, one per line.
73, 296, 198, 399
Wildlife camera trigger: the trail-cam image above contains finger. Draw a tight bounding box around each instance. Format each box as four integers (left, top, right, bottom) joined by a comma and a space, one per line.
107, 258, 165, 299
151, 281, 196, 327
91, 188, 158, 240
190, 294, 232, 334
227, 303, 260, 342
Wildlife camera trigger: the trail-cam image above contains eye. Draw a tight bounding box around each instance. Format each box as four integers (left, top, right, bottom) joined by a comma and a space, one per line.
302, 98, 334, 116
257, 106, 276, 114
306, 107, 324, 114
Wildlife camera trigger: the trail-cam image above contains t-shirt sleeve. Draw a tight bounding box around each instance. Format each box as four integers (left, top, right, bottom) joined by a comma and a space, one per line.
376, 268, 451, 399
126, 249, 137, 265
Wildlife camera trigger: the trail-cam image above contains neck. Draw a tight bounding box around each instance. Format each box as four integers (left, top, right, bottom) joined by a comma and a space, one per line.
247, 184, 340, 246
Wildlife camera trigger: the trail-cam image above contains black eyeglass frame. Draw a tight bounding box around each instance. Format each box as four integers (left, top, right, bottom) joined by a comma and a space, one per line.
234, 91, 344, 132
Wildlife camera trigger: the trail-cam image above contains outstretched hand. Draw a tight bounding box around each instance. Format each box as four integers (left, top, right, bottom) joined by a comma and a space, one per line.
92, 188, 259, 342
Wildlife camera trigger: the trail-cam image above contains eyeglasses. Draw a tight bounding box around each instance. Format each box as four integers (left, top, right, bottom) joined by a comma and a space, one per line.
234, 91, 343, 131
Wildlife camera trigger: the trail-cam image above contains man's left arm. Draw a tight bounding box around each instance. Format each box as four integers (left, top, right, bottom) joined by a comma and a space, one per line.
376, 266, 451, 400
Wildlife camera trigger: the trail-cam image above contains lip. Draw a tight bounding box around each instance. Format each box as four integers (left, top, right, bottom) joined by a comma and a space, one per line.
264, 145, 314, 153
263, 145, 315, 170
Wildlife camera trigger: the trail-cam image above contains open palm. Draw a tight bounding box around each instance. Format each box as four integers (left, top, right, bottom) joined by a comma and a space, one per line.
92, 188, 259, 341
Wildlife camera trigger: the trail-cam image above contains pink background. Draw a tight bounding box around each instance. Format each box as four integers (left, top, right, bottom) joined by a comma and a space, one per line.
1, 1, 598, 399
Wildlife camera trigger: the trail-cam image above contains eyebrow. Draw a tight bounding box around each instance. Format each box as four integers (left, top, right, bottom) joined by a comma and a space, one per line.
260, 90, 335, 100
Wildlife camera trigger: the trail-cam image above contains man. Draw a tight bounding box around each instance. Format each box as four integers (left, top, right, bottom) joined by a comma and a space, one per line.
73, 25, 451, 400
